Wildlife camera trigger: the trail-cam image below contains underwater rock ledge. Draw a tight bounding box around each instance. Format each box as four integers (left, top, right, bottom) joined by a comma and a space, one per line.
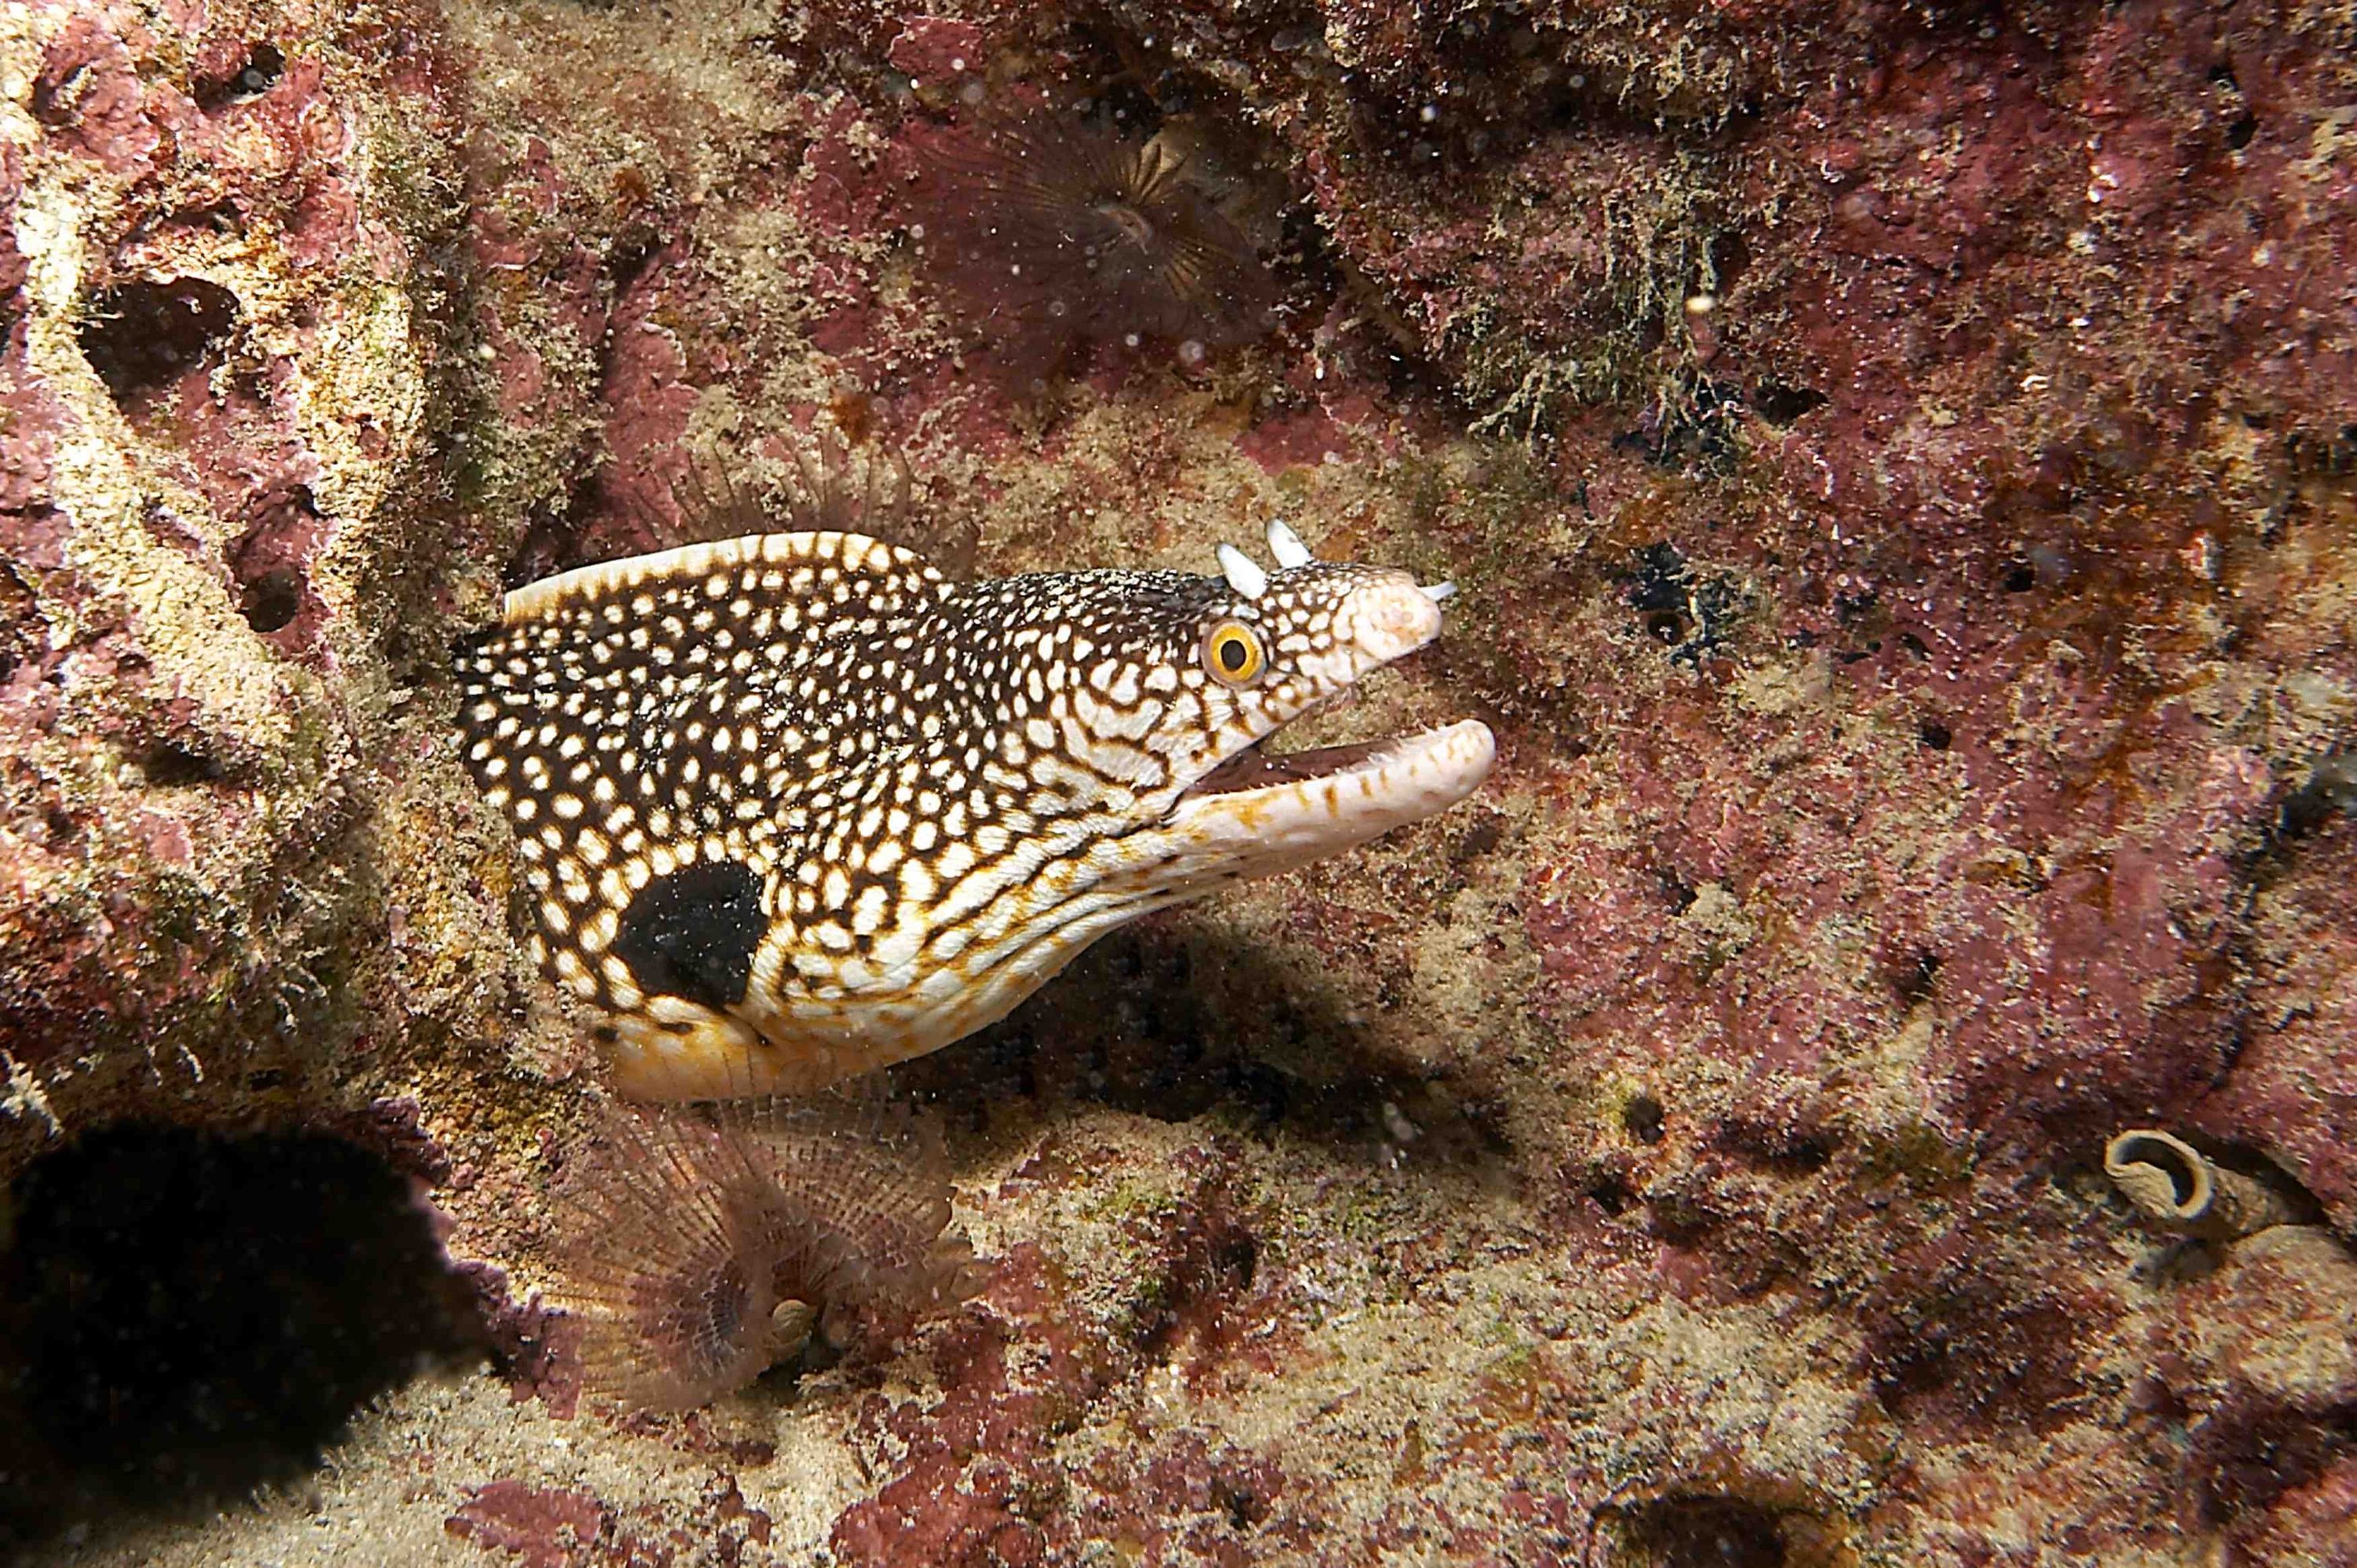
3, 0, 2356, 1561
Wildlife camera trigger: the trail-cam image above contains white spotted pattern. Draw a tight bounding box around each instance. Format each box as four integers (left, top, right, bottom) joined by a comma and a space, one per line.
456, 528, 1486, 1101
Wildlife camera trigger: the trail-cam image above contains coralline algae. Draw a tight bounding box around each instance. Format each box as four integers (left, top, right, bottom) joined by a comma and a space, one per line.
2, 0, 2355, 1561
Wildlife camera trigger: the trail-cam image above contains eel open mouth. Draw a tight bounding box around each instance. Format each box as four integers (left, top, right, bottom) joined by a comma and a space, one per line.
1161, 718, 1496, 883
1180, 735, 1392, 798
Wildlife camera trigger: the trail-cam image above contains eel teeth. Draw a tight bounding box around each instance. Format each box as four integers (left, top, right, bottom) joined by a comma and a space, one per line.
1217, 542, 1271, 599
1420, 581, 1458, 603
1265, 519, 1314, 570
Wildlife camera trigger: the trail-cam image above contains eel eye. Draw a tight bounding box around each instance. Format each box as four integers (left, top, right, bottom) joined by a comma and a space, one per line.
1203, 621, 1266, 687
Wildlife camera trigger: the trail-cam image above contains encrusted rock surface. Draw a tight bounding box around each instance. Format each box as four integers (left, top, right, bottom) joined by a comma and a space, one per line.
2, 0, 2353, 1563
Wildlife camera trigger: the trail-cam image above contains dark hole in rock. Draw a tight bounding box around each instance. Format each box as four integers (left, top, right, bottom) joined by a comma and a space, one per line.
1657, 870, 1697, 915
1451, 809, 1506, 862
238, 568, 303, 634
1644, 1194, 1721, 1247
2278, 427, 2356, 490
1211, 1227, 1259, 1290
1587, 1173, 1634, 1215
1917, 718, 1952, 751
2278, 748, 2357, 840
1887, 947, 1942, 1006
1622, 1094, 1666, 1145
195, 42, 286, 109
1709, 230, 1751, 291
78, 277, 240, 414
1751, 382, 1827, 426
1717, 1120, 1837, 1177
0, 1124, 483, 1541
2226, 113, 2257, 149
1211, 1471, 1267, 1530
0, 560, 44, 685
234, 42, 284, 97
1871, 1329, 1955, 1418
1625, 541, 1736, 663
2001, 560, 2038, 592
1616, 1493, 1791, 1568
138, 738, 222, 786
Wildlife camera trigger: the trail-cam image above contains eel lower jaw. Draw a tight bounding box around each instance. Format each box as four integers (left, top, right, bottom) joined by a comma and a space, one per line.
1159, 719, 1497, 882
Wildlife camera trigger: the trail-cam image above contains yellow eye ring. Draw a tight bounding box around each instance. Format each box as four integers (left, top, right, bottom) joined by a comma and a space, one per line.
1203, 621, 1266, 687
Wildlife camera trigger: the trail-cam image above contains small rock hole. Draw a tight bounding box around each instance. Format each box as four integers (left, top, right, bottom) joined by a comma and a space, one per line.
1721, 1123, 1836, 1177
1587, 1174, 1633, 1216
1751, 382, 1827, 426
1213, 1474, 1265, 1530
238, 569, 303, 634
77, 277, 240, 416
2226, 114, 2257, 150
225, 487, 321, 641
137, 739, 222, 787
1615, 1493, 1791, 1568
1622, 1094, 1666, 1145
2278, 749, 2357, 840
1887, 947, 1942, 1006
196, 42, 284, 109
1708, 231, 1752, 291
0, 561, 43, 686
2000, 560, 2038, 593
1917, 718, 1952, 751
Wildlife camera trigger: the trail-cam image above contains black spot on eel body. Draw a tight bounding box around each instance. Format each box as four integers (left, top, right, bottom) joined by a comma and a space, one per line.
610, 859, 767, 1013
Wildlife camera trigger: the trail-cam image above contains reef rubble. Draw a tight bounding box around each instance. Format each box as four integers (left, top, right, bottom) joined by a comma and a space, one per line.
2, 0, 2354, 1563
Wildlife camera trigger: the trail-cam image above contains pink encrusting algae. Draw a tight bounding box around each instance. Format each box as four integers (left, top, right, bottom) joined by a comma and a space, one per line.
2, 0, 2355, 1560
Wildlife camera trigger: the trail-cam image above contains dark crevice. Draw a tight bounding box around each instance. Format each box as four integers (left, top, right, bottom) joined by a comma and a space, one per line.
2277, 747, 2357, 841
226, 486, 322, 638
78, 277, 241, 419
195, 42, 285, 110
1585, 1172, 1635, 1216
1751, 381, 1827, 426
237, 568, 304, 633
1622, 1094, 1666, 1145
1715, 1119, 1837, 1177
137, 738, 224, 787
0, 1125, 483, 1545
1607, 1493, 1795, 1568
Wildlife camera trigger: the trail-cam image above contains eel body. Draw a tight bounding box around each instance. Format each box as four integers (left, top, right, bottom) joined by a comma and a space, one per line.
456, 519, 1493, 1101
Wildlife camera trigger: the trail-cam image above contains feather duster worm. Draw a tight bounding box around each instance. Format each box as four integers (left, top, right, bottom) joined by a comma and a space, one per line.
674, 427, 977, 579
548, 1097, 976, 1411
909, 110, 1278, 385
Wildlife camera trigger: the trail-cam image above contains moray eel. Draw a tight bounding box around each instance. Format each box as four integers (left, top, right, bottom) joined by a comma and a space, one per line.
455, 518, 1494, 1101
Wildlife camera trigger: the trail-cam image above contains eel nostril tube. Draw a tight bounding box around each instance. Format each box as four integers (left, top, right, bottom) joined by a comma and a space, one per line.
2103, 1129, 2296, 1241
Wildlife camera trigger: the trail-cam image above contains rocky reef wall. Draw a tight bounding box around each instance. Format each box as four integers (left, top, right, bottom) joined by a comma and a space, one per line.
2, 0, 2354, 1561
